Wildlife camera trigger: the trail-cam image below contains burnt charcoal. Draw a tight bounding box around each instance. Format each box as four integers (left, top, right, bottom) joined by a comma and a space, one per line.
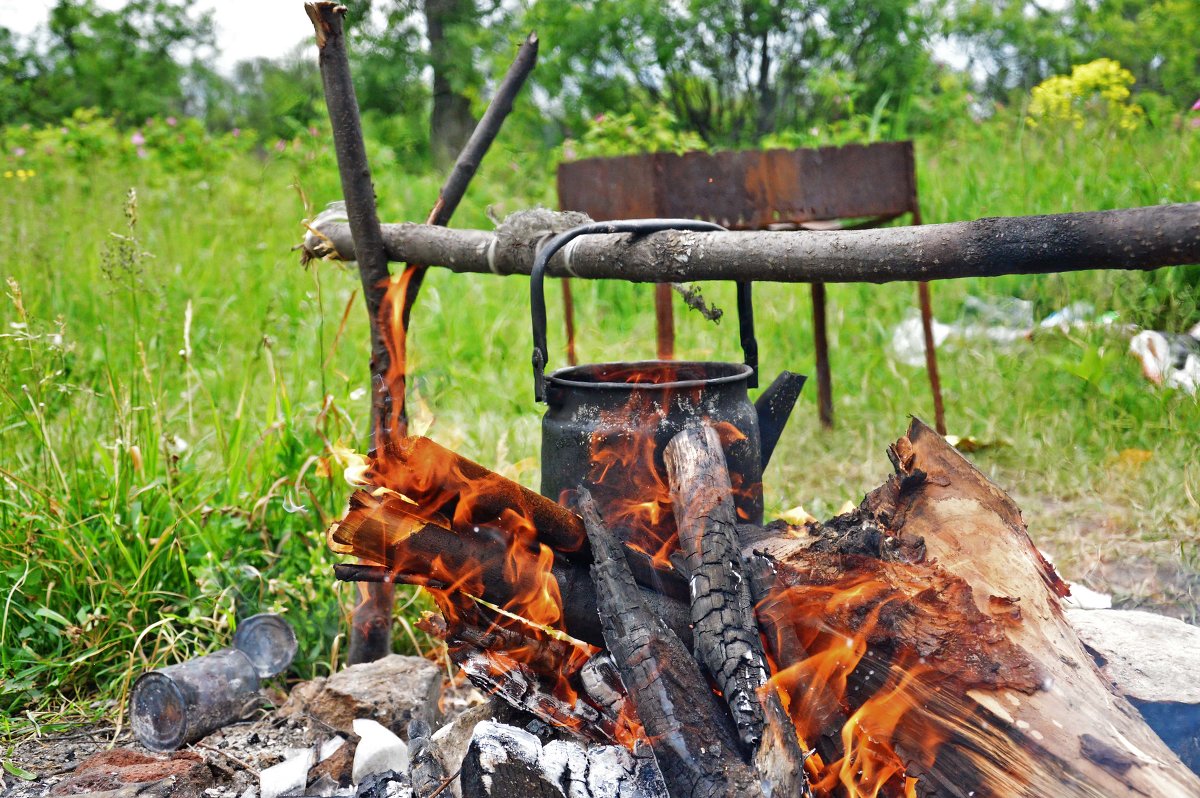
355, 770, 412, 798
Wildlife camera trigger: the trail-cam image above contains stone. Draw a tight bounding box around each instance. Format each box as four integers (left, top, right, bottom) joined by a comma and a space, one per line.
352, 719, 410, 785
281, 655, 442, 738
259, 749, 313, 798
1068, 607, 1200, 773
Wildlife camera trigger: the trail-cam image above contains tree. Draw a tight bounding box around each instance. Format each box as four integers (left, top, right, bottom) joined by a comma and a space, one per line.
521, 0, 943, 145
3, 0, 215, 125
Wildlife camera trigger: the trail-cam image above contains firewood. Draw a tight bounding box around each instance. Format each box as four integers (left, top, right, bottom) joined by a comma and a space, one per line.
331, 489, 694, 649
408, 719, 448, 798
664, 424, 770, 750
578, 491, 765, 798
750, 418, 1200, 797
664, 425, 810, 797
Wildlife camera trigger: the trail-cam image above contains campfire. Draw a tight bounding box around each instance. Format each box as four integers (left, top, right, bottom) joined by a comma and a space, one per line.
327, 378, 1200, 796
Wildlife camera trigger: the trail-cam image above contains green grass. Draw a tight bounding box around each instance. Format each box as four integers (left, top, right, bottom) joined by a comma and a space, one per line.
1, 116, 1199, 729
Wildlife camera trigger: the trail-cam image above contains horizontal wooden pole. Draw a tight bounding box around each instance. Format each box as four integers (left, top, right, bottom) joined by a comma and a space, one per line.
303, 202, 1200, 284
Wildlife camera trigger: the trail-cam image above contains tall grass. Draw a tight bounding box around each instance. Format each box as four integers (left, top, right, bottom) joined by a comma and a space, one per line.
1, 115, 1198, 728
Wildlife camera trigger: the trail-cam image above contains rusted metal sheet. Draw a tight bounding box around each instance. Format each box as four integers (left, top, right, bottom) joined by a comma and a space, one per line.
557, 142, 916, 227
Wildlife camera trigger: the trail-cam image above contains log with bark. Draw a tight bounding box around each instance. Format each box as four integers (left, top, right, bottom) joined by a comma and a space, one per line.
302, 203, 1200, 285
329, 420, 1200, 797
746, 419, 1200, 797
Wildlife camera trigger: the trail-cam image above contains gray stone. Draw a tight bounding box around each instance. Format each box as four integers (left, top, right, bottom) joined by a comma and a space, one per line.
281, 656, 442, 738
1068, 607, 1200, 773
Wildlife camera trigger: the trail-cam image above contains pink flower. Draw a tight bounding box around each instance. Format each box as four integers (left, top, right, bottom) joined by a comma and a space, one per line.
274, 139, 287, 152
166, 116, 177, 127
308, 125, 319, 137
12, 147, 25, 157
137, 146, 148, 159
1192, 98, 1200, 111
1191, 117, 1200, 129
231, 127, 241, 138
130, 130, 146, 146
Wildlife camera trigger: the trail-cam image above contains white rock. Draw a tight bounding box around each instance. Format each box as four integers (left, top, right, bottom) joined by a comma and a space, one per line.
1062, 583, 1112, 610
260, 749, 313, 798
1067, 608, 1200, 703
352, 718, 410, 784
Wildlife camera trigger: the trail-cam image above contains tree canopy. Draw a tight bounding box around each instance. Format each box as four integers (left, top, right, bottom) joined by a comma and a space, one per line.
1, 0, 1197, 152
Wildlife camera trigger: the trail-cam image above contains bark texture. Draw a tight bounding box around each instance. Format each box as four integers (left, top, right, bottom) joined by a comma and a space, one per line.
306, 0, 395, 665
579, 492, 764, 798
303, 203, 1200, 284
751, 418, 1200, 797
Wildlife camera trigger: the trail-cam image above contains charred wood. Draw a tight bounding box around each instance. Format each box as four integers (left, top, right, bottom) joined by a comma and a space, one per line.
747, 419, 1200, 796
663, 425, 768, 750
408, 718, 448, 798
665, 424, 809, 796
579, 491, 765, 798
331, 488, 693, 648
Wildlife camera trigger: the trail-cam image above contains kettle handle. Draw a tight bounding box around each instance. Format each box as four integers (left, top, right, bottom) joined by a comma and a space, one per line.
531, 219, 757, 402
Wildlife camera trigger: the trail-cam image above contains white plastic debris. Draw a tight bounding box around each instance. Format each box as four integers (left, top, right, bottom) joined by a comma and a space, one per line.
890, 314, 952, 366
259, 749, 313, 798
1130, 330, 1200, 395
352, 718, 410, 785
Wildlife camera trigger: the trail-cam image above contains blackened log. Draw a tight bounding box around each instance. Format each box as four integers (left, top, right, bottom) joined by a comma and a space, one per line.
331, 489, 693, 648
579, 492, 765, 798
302, 203, 1200, 284
665, 425, 809, 797
664, 424, 768, 752
460, 721, 564, 798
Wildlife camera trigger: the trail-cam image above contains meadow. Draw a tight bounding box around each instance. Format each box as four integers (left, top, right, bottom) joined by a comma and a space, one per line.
2, 108, 1199, 738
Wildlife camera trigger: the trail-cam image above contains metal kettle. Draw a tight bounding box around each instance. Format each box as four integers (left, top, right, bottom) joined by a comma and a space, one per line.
530, 220, 806, 529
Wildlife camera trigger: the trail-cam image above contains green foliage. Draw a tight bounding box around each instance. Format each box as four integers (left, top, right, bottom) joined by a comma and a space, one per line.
0, 0, 214, 126
1028, 58, 1144, 131
564, 105, 707, 159
522, 0, 943, 146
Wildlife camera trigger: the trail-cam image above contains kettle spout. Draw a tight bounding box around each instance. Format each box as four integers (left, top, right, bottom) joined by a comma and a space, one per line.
754, 371, 807, 471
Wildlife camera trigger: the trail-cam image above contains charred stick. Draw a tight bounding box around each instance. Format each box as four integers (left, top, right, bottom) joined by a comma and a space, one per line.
665, 426, 810, 796
579, 491, 765, 798
304, 202, 1200, 284
454, 648, 618, 745
331, 490, 693, 648
664, 424, 768, 753
306, 0, 396, 664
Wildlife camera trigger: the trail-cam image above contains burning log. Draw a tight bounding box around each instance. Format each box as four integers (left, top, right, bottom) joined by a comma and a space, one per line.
665, 424, 770, 751
751, 419, 1200, 797
329, 421, 1200, 796
302, 203, 1200, 285
578, 491, 766, 798
330, 488, 693, 649
665, 424, 809, 797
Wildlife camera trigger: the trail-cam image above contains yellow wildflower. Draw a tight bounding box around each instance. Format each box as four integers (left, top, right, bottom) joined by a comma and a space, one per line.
1028, 58, 1143, 131
3, 170, 11, 179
